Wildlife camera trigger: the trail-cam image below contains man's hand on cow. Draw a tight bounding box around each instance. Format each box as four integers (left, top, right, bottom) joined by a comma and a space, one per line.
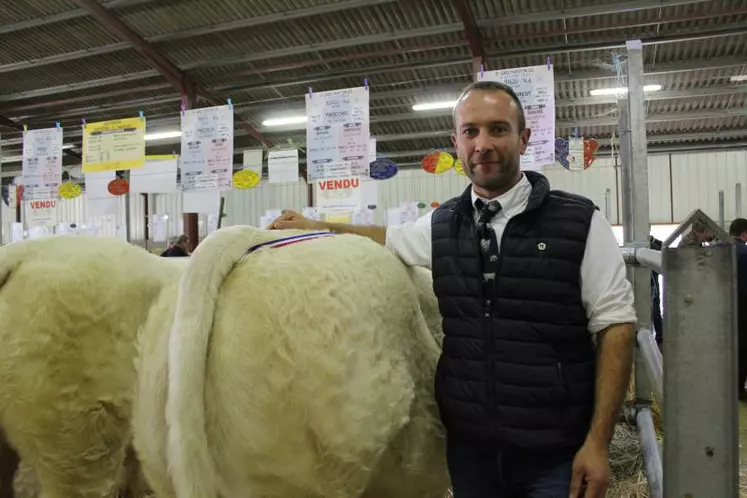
269, 210, 320, 231
568, 439, 610, 498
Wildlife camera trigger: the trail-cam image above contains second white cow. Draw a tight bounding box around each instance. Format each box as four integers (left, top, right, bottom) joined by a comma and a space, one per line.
133, 226, 450, 498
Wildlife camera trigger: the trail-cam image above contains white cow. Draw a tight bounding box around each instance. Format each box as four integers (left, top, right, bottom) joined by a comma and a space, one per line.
0, 235, 183, 497
133, 226, 450, 498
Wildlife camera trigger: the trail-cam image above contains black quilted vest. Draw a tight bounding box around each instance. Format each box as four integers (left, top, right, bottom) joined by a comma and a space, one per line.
431, 171, 597, 451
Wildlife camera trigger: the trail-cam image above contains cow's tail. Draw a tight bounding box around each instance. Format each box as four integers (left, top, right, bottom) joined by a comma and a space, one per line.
165, 225, 272, 498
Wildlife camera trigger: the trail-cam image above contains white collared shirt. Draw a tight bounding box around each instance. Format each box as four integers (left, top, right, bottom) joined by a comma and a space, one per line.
385, 174, 636, 335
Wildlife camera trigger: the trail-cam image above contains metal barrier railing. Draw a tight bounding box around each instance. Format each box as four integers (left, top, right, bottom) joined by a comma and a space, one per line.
620, 209, 739, 498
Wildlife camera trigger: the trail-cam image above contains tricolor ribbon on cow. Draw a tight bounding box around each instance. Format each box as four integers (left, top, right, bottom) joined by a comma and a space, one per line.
245, 231, 335, 255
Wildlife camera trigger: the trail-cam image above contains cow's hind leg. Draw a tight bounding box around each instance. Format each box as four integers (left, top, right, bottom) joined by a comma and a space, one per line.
0, 429, 19, 498
7, 401, 129, 498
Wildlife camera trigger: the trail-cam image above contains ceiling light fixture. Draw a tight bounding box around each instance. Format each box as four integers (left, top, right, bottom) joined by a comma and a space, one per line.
729, 75, 747, 83
412, 101, 458, 111
262, 116, 308, 127
589, 84, 662, 96
145, 130, 182, 141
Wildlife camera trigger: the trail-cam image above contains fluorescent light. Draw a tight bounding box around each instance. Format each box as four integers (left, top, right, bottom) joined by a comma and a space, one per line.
1, 155, 22, 164
589, 84, 662, 96
412, 100, 457, 111
262, 116, 308, 127
62, 144, 75, 150
730, 75, 747, 83
145, 130, 182, 141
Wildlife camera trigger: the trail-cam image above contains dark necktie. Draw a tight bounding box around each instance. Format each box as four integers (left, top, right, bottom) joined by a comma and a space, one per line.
474, 200, 502, 298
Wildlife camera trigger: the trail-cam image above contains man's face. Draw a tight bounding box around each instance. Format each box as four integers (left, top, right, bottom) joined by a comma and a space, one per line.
451, 89, 531, 197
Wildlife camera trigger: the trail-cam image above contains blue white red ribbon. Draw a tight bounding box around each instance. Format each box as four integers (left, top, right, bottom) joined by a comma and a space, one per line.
244, 231, 334, 255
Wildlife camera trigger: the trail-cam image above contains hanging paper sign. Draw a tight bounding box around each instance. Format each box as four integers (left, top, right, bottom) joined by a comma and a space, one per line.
107, 178, 129, 196
180, 104, 234, 191
306, 87, 370, 181
22, 127, 63, 199
233, 169, 260, 189
82, 117, 146, 173
421, 152, 454, 174
584, 138, 599, 169
58, 182, 82, 199
454, 159, 467, 176
480, 64, 555, 170
369, 158, 398, 180
567, 137, 584, 171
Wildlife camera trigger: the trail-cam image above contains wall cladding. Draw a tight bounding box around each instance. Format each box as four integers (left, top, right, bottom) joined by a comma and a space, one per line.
4, 150, 745, 245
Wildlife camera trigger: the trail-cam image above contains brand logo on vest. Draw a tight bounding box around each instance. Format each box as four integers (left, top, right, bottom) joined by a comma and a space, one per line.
537, 242, 547, 251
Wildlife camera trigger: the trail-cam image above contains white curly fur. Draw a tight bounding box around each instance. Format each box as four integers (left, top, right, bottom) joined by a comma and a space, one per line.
136, 225, 450, 497
0, 235, 184, 497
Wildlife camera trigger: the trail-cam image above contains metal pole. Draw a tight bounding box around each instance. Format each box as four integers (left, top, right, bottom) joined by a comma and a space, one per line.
719, 189, 725, 228
604, 187, 611, 220
637, 407, 663, 498
625, 39, 654, 404
636, 328, 663, 404
736, 183, 742, 218
124, 171, 132, 243
663, 225, 738, 498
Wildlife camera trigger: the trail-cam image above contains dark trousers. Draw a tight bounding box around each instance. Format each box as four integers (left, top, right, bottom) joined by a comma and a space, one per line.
447, 436, 576, 498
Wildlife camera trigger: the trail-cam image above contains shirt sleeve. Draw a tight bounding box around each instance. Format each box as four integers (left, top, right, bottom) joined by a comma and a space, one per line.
581, 210, 637, 334
384, 211, 433, 269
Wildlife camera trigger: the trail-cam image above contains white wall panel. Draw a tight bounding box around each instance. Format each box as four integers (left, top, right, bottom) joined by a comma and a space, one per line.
152, 193, 184, 239
224, 179, 309, 227
366, 169, 470, 224
647, 154, 672, 225
541, 158, 620, 224
670, 150, 747, 227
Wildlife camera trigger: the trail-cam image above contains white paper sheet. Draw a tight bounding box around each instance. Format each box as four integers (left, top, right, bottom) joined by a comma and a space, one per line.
302, 207, 320, 221
480, 64, 555, 170
151, 215, 168, 242
183, 190, 221, 214
130, 155, 179, 194
305, 87, 370, 181
315, 176, 362, 211
22, 127, 63, 200
242, 148, 264, 177
25, 198, 58, 227
268, 149, 299, 184
11, 223, 23, 242
180, 105, 234, 191
85, 171, 120, 217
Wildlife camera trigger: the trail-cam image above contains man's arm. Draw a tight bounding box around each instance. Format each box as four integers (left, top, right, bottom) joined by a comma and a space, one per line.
270, 211, 386, 245
586, 323, 635, 448
318, 221, 387, 245
270, 209, 433, 268
571, 211, 637, 496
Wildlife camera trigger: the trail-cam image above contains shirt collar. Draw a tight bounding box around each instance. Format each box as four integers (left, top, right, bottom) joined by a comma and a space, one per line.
470, 173, 532, 214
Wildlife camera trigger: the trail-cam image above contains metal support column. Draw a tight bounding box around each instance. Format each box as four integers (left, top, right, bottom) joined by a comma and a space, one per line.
622, 39, 654, 405
181, 83, 199, 251
719, 189, 726, 228
124, 171, 131, 243
736, 183, 742, 218
663, 211, 738, 498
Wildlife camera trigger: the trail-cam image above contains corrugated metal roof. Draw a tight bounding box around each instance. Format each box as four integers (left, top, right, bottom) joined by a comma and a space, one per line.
0, 0, 746, 174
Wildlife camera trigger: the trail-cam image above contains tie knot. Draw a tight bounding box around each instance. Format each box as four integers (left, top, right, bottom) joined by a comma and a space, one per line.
475, 199, 502, 224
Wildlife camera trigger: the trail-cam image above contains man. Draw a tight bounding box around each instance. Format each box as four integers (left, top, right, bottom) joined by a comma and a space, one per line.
650, 236, 663, 348
161, 234, 190, 257
728, 218, 747, 400
270, 81, 636, 498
